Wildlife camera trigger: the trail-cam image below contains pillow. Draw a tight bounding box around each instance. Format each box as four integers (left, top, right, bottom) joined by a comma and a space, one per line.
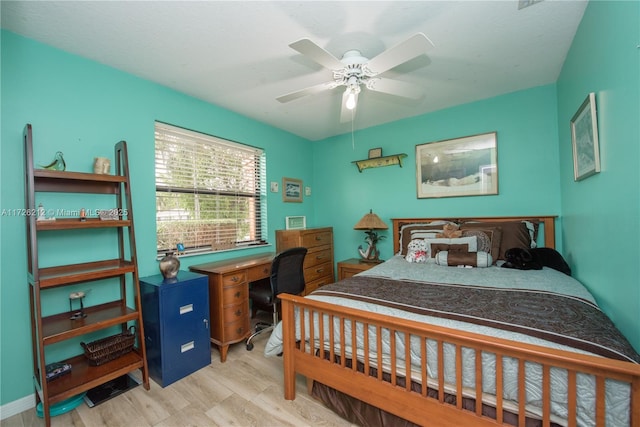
460, 221, 538, 261
424, 236, 478, 258
397, 221, 451, 255
461, 227, 502, 263
435, 250, 493, 268
405, 238, 429, 263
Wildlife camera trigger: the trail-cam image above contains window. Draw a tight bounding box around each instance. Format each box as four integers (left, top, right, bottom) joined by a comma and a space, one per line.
155, 122, 267, 255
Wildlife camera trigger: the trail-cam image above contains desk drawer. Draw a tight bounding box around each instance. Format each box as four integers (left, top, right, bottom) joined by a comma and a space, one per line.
223, 318, 249, 341
222, 303, 248, 323
221, 271, 246, 286
222, 284, 247, 305
248, 264, 270, 282
302, 230, 333, 248
304, 247, 332, 269
304, 261, 333, 283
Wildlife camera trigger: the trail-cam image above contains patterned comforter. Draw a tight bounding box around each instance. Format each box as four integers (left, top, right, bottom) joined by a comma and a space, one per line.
265, 256, 639, 426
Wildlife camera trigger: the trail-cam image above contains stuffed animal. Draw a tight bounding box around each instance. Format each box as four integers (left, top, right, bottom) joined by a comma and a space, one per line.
436, 222, 462, 239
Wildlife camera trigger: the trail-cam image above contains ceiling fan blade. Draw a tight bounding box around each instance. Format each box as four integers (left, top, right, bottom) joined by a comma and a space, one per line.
340, 90, 358, 123
289, 38, 344, 70
276, 81, 335, 103
367, 78, 424, 100
366, 33, 434, 75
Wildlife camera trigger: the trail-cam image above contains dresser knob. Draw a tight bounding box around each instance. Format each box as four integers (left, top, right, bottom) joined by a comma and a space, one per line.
237, 327, 243, 334
232, 276, 240, 282
235, 291, 241, 298
235, 310, 242, 317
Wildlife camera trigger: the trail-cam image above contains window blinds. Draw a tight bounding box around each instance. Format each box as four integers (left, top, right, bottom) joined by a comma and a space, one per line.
155, 122, 267, 255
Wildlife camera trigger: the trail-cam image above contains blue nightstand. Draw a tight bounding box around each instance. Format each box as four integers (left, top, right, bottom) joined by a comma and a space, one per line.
140, 271, 211, 387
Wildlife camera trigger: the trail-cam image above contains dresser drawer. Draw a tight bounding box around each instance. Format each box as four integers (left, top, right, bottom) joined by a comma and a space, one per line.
221, 271, 246, 286
221, 283, 247, 305
304, 247, 332, 269
304, 276, 334, 295
304, 261, 333, 283
302, 230, 333, 248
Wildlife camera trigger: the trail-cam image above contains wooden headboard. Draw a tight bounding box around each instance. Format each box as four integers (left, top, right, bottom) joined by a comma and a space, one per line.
391, 216, 557, 255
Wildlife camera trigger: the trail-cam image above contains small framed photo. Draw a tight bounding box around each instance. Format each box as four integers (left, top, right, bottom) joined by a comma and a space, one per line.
285, 216, 306, 230
282, 177, 303, 203
571, 92, 600, 181
368, 148, 382, 159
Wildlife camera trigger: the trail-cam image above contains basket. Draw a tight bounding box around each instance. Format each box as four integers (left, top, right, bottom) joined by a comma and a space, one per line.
81, 326, 136, 366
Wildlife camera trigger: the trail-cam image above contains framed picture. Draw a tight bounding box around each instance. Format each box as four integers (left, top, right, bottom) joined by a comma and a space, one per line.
282, 177, 303, 202
416, 132, 498, 199
571, 93, 600, 181
285, 216, 306, 230
368, 148, 382, 159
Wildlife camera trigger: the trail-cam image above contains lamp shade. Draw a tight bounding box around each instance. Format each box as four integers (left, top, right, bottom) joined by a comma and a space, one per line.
354, 210, 388, 230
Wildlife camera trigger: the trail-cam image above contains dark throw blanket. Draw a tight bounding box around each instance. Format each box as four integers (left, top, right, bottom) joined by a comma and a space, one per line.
312, 276, 640, 363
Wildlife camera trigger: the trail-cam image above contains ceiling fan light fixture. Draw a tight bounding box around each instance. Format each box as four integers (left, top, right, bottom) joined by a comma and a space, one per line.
345, 88, 357, 110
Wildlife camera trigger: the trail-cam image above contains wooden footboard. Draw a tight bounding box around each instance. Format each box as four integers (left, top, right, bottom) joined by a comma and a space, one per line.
280, 293, 640, 427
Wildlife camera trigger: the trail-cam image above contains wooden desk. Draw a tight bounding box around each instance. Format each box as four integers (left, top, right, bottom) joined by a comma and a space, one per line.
190, 253, 274, 362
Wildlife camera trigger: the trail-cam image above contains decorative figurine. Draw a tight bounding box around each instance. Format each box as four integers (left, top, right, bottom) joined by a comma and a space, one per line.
69, 291, 87, 320
93, 157, 110, 174
176, 243, 185, 256
40, 151, 66, 171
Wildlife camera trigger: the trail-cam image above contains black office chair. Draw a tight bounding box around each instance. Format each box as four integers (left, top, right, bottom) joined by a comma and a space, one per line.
246, 247, 307, 351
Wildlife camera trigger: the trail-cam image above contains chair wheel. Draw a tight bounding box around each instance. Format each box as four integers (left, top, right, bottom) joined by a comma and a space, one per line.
246, 342, 254, 351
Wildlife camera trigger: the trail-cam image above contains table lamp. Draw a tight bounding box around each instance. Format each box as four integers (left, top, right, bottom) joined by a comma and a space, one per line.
354, 209, 388, 263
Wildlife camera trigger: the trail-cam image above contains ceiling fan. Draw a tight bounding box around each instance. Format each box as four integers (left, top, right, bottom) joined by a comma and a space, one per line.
277, 33, 435, 122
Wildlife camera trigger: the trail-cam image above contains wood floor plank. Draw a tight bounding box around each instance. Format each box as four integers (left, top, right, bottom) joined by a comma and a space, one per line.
5, 335, 355, 427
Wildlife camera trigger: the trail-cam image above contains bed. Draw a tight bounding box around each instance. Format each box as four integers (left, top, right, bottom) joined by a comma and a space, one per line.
265, 216, 640, 427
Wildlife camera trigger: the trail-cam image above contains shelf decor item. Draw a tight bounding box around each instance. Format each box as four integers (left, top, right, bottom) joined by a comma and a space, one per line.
81, 326, 136, 366
570, 92, 600, 181
159, 252, 180, 279
352, 153, 407, 172
93, 157, 110, 174
368, 147, 382, 158
416, 132, 498, 199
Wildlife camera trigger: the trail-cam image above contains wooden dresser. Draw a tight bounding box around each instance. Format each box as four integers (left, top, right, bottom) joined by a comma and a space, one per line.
276, 227, 334, 294
189, 253, 274, 362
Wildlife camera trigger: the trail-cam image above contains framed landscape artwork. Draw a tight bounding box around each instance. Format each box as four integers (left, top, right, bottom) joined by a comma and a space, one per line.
571, 92, 601, 181
282, 177, 303, 202
416, 132, 498, 199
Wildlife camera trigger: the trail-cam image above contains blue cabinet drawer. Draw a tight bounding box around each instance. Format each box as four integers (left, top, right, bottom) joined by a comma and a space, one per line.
141, 271, 211, 387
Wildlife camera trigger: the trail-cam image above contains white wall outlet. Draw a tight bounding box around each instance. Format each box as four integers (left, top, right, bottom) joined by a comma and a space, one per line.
270, 181, 279, 192
305, 186, 311, 196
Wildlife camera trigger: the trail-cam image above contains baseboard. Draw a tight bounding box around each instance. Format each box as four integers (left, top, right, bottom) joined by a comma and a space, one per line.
0, 394, 35, 420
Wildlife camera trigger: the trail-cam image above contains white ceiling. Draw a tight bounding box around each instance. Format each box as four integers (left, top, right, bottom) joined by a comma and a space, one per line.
1, 1, 587, 141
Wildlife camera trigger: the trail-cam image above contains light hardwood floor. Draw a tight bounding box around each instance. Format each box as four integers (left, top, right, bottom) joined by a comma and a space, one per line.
3, 331, 355, 427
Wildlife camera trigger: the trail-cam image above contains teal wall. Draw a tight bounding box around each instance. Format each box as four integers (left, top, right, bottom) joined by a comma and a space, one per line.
556, 0, 640, 352
1, 0, 638, 410
312, 85, 562, 264
1, 31, 315, 405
